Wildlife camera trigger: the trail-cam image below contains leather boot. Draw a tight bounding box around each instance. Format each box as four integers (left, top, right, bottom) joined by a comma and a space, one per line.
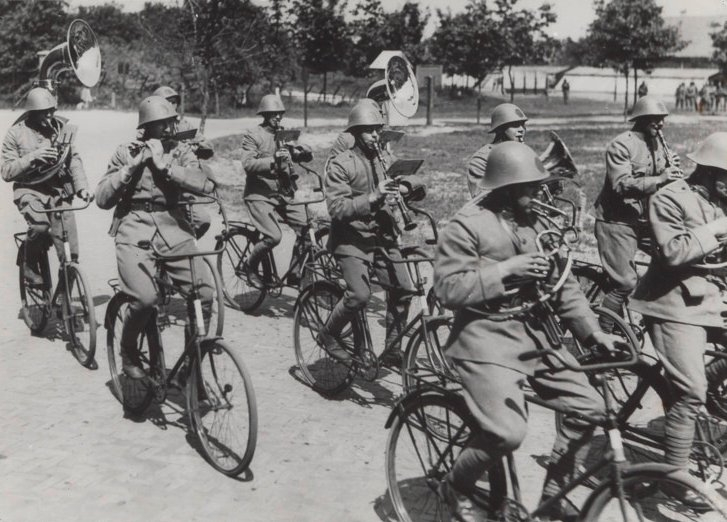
22, 237, 45, 286
120, 344, 146, 380
317, 300, 354, 363
286, 233, 309, 287
380, 297, 411, 368
244, 240, 272, 287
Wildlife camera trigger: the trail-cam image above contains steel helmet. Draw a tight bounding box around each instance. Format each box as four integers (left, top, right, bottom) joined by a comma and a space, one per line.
345, 99, 385, 132
687, 132, 727, 171
153, 85, 179, 102
26, 87, 57, 112
482, 142, 549, 190
257, 94, 286, 114
137, 95, 177, 128
366, 79, 389, 103
488, 103, 527, 133
629, 95, 669, 121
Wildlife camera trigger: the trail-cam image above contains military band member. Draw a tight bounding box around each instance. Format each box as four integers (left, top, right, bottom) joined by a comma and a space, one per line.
466, 103, 527, 198
594, 96, 682, 329
630, 133, 727, 509
240, 94, 312, 286
326, 79, 390, 163
153, 85, 213, 238
96, 96, 215, 379
1, 87, 91, 285
319, 100, 415, 366
434, 142, 615, 521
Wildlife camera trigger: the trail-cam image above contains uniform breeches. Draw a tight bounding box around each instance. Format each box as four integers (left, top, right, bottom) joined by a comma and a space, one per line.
595, 220, 650, 316
329, 251, 415, 351
448, 357, 605, 496
17, 193, 79, 262
245, 198, 308, 268
117, 239, 214, 351
646, 318, 708, 469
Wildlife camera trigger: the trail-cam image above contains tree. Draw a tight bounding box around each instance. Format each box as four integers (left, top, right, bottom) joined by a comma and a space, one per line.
430, 0, 555, 98
587, 0, 685, 113
710, 21, 727, 75
0, 0, 68, 96
289, 0, 350, 101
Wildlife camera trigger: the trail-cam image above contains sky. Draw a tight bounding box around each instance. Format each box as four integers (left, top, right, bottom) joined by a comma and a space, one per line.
67, 0, 727, 40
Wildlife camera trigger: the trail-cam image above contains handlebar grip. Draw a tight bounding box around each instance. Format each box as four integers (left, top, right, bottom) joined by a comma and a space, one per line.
519, 350, 544, 362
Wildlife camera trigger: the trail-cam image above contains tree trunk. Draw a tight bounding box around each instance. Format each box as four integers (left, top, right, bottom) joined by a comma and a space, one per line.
633, 67, 638, 106
508, 64, 515, 102
323, 71, 327, 103
200, 66, 209, 134
623, 69, 630, 118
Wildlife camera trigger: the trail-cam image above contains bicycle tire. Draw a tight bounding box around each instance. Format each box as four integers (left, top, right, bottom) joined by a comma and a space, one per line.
385, 392, 507, 522
293, 280, 358, 396
64, 264, 98, 368
401, 316, 455, 392
300, 247, 338, 292
18, 243, 51, 334
203, 256, 225, 337
188, 339, 257, 476
572, 261, 607, 305
105, 293, 157, 415
216, 227, 270, 313
580, 463, 727, 520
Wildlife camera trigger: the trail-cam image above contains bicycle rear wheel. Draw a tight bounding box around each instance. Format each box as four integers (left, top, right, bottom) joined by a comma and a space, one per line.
106, 294, 158, 415
188, 339, 257, 476
293, 280, 358, 396
64, 264, 97, 368
402, 316, 455, 392
18, 244, 51, 334
581, 464, 727, 520
385, 392, 506, 522
216, 227, 270, 313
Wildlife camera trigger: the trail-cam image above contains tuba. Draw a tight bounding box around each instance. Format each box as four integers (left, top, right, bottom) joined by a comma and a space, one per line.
21, 20, 101, 186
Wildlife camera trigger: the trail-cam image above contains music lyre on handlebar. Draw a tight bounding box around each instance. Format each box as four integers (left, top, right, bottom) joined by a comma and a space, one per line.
373, 141, 417, 235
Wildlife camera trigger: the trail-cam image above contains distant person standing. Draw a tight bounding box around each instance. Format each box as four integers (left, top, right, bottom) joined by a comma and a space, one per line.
637, 81, 648, 98
686, 81, 698, 111
675, 82, 686, 110
561, 78, 570, 105
699, 82, 709, 113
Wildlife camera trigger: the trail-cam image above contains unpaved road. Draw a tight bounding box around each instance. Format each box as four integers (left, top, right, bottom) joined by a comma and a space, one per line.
0, 109, 718, 521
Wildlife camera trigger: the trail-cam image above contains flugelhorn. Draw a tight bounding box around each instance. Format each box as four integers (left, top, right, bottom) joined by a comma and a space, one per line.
373, 141, 417, 235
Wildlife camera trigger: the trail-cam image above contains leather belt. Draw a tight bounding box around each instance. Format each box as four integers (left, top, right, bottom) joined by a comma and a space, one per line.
128, 200, 171, 212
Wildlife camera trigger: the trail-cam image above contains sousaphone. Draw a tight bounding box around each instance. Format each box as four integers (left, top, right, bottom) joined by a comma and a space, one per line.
22, 19, 101, 186
384, 54, 419, 119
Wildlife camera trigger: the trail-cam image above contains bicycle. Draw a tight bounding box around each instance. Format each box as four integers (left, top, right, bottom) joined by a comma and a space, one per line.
15, 198, 97, 369
293, 205, 449, 397
104, 226, 257, 477
216, 165, 334, 313
385, 344, 727, 521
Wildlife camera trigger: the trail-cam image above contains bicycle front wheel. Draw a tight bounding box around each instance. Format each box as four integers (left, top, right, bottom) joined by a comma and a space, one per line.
581, 464, 727, 520
216, 228, 270, 313
64, 264, 97, 368
188, 340, 257, 476
293, 280, 358, 396
106, 294, 157, 415
385, 392, 506, 522
18, 244, 51, 334
402, 316, 455, 392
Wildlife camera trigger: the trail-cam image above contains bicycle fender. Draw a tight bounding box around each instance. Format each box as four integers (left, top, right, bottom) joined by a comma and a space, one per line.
384, 388, 465, 429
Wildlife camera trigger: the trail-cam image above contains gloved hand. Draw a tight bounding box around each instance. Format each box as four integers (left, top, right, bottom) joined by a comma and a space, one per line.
290, 144, 313, 163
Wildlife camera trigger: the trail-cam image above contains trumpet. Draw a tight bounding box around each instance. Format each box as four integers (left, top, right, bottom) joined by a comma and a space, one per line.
372, 141, 417, 236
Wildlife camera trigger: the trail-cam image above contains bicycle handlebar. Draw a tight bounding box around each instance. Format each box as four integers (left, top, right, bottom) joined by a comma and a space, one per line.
407, 205, 439, 244
28, 197, 93, 214
518, 338, 638, 373
288, 164, 326, 206
140, 230, 225, 261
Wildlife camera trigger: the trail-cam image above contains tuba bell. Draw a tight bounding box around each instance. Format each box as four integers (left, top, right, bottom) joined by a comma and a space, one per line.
539, 131, 578, 180
20, 19, 101, 187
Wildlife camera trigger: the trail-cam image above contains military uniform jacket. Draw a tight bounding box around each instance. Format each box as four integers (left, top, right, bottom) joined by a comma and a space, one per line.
434, 202, 598, 374
325, 146, 398, 261
630, 179, 726, 327
1, 117, 88, 202
240, 124, 282, 203
595, 130, 669, 224
327, 132, 354, 166
96, 141, 211, 248
466, 143, 495, 198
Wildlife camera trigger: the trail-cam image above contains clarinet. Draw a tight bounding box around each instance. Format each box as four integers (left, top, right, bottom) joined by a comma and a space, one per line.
274, 125, 298, 199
